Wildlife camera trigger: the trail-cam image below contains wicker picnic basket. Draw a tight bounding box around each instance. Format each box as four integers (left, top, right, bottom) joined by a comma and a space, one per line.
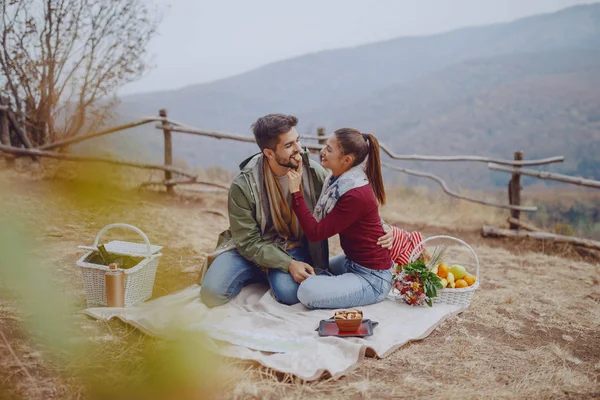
408, 235, 480, 308
77, 223, 162, 307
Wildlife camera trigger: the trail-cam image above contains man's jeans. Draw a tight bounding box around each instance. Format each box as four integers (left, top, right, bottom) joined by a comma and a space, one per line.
297, 254, 393, 309
200, 246, 310, 308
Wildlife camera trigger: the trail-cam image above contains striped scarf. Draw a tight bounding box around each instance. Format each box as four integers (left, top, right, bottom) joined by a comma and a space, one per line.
263, 157, 303, 250
313, 164, 369, 222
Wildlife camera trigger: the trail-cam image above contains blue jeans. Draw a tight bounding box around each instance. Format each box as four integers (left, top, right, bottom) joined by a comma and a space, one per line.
297, 254, 393, 309
200, 247, 310, 308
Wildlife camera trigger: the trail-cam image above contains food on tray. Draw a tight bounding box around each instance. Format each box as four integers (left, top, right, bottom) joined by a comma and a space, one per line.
334, 309, 363, 320
334, 309, 363, 332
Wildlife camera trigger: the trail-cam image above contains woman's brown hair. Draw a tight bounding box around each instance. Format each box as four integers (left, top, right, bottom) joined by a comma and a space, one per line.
334, 128, 386, 205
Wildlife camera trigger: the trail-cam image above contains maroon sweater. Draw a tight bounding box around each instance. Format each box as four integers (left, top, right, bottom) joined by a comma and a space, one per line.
291, 185, 392, 270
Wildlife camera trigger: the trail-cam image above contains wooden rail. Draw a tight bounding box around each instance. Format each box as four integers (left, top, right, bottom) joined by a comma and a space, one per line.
381, 162, 537, 212
507, 217, 544, 232
0, 144, 198, 179
39, 117, 165, 151
300, 134, 564, 166
158, 123, 257, 144
489, 163, 600, 189
140, 178, 228, 190
481, 225, 600, 251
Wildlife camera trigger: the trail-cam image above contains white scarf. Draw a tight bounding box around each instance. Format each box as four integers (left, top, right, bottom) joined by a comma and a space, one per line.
313, 164, 369, 222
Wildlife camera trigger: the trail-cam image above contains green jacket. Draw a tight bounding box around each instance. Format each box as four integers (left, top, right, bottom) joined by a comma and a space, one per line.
199, 150, 329, 283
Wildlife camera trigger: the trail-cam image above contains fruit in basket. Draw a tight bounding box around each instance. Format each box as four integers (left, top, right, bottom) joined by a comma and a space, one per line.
437, 263, 449, 278
446, 272, 455, 285
455, 279, 468, 288
464, 274, 476, 286
430, 265, 439, 275
447, 281, 456, 289
440, 278, 448, 288
449, 264, 467, 279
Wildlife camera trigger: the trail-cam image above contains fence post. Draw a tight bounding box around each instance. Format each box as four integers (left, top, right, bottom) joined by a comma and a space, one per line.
159, 109, 174, 194
317, 127, 326, 145
0, 97, 14, 168
316, 127, 326, 155
508, 151, 523, 229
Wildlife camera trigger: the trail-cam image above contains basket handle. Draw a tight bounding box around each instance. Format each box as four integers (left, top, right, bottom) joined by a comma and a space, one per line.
93, 223, 153, 257
408, 235, 480, 282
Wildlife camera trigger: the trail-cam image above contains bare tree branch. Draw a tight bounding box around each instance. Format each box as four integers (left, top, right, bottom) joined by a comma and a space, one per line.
0, 0, 161, 145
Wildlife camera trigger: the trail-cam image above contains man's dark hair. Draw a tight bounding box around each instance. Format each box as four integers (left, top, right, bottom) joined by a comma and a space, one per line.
251, 114, 298, 150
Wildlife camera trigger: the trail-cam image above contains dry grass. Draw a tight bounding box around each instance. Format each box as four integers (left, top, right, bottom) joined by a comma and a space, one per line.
0, 160, 599, 399
381, 186, 507, 229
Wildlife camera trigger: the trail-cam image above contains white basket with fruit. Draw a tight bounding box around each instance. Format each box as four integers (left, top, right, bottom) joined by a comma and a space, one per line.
392, 235, 479, 308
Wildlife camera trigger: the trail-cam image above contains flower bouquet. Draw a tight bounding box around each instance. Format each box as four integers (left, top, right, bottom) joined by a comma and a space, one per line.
392, 245, 446, 307
393, 261, 443, 306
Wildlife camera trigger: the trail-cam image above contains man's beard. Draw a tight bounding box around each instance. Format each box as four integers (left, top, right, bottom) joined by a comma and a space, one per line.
275, 153, 299, 169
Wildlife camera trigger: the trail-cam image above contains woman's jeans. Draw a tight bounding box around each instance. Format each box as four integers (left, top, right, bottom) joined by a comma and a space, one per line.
200, 247, 309, 308
297, 254, 393, 309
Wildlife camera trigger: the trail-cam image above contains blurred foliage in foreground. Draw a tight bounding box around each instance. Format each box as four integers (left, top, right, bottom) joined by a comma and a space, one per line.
0, 171, 222, 399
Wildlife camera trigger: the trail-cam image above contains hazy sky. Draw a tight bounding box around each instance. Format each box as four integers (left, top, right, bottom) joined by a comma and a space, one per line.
120, 0, 599, 95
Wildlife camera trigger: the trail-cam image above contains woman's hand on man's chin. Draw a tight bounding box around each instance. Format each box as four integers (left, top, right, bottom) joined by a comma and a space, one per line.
287, 159, 303, 193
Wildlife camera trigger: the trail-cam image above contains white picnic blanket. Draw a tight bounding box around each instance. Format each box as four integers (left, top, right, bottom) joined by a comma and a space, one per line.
84, 284, 464, 380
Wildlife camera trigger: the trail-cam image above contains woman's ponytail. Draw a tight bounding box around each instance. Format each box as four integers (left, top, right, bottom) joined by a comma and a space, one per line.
364, 133, 386, 206
334, 128, 386, 206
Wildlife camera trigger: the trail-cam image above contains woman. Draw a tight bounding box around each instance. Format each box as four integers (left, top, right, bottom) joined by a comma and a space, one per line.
287, 128, 393, 309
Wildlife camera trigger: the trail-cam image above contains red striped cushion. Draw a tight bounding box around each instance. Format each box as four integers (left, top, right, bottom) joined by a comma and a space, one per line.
390, 226, 425, 266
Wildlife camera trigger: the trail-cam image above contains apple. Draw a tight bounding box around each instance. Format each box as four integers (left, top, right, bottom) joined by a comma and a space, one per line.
450, 264, 467, 280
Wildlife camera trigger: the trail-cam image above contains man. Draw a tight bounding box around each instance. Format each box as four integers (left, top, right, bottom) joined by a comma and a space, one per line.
200, 114, 392, 307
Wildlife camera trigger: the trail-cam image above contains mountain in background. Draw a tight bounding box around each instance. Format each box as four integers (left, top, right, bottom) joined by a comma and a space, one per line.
84, 3, 600, 188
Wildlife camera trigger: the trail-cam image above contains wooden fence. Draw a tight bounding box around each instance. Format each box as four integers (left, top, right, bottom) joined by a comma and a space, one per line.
1, 104, 599, 250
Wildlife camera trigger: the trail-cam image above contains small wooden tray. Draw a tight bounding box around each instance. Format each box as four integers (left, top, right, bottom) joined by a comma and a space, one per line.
317, 319, 376, 337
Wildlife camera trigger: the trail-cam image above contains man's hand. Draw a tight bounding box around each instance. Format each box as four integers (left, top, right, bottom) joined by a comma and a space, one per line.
287, 158, 303, 193
377, 225, 394, 250
288, 259, 315, 283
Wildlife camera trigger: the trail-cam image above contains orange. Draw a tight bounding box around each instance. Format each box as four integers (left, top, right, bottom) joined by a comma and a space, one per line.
464, 274, 476, 286
437, 263, 449, 279
455, 279, 468, 288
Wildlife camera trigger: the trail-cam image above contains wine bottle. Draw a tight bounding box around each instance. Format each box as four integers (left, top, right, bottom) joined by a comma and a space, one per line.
97, 244, 112, 265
